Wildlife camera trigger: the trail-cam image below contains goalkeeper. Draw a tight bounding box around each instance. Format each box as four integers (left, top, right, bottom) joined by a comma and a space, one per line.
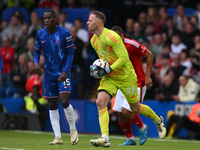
87, 11, 166, 147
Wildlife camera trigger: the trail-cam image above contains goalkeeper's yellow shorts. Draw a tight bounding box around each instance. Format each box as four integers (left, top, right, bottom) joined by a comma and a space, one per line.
97, 77, 138, 104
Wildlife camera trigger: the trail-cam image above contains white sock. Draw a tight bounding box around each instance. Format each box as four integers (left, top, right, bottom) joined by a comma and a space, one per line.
139, 124, 145, 131
127, 136, 135, 140
64, 104, 76, 131
102, 134, 109, 140
49, 109, 61, 138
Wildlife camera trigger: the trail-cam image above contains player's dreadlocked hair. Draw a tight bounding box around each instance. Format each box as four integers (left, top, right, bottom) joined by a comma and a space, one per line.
111, 26, 123, 34
44, 9, 57, 17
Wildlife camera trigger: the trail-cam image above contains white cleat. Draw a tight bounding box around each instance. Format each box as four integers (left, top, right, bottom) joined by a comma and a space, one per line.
156, 116, 166, 138
70, 129, 79, 145
49, 137, 63, 145
90, 137, 111, 147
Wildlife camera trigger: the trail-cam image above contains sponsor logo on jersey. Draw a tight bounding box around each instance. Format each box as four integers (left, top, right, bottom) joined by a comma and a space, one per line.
41, 40, 46, 43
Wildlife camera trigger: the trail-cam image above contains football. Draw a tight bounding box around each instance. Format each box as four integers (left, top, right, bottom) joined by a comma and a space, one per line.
90, 59, 109, 79
92, 59, 109, 69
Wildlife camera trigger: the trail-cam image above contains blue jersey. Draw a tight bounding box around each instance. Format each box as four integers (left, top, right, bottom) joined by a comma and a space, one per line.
34, 26, 74, 80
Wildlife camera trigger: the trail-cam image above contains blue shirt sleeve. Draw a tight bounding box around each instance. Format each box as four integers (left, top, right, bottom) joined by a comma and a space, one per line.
34, 31, 41, 64
63, 31, 74, 73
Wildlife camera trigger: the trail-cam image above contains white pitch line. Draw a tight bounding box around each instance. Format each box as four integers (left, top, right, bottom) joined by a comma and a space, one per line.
0, 147, 24, 150
13, 130, 200, 143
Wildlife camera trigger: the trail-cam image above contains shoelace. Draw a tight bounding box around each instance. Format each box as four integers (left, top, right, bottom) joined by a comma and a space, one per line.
156, 123, 162, 132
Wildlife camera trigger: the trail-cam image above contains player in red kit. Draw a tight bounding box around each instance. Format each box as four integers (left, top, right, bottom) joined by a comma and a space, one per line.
111, 26, 154, 146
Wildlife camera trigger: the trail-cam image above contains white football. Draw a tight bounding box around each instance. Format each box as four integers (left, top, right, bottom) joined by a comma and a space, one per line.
92, 59, 109, 69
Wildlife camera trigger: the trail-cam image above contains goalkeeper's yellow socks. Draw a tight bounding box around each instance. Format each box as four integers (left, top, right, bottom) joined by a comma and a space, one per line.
139, 104, 159, 123
99, 107, 109, 139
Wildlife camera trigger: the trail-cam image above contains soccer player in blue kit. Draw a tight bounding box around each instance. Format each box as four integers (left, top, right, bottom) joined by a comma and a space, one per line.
34, 9, 78, 145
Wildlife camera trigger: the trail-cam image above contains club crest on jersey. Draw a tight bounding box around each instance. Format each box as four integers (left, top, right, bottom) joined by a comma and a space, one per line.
55, 39, 60, 45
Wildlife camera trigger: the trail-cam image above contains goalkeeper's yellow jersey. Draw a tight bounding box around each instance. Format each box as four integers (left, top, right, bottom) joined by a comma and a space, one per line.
90, 28, 137, 82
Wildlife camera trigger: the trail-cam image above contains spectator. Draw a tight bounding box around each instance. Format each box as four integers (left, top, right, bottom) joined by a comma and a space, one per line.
180, 49, 192, 74
181, 23, 200, 50
169, 54, 187, 82
143, 62, 158, 100
39, 0, 59, 8
156, 74, 179, 101
16, 24, 29, 58
162, 16, 181, 42
24, 37, 35, 61
70, 26, 84, 98
124, 18, 134, 38
189, 35, 200, 57
163, 42, 172, 57
1, 15, 22, 48
173, 5, 185, 31
190, 16, 199, 30
10, 53, 28, 98
146, 7, 158, 24
193, 2, 200, 30
21, 86, 48, 130
172, 75, 200, 102
70, 26, 84, 69
138, 12, 147, 34
149, 33, 164, 58
0, 20, 9, 32
13, 10, 24, 24
74, 18, 89, 59
144, 22, 156, 41
181, 16, 190, 32
189, 55, 200, 85
130, 22, 148, 44
0, 20, 9, 44
58, 11, 73, 30
171, 34, 187, 55
156, 54, 171, 83
0, 37, 15, 74
166, 92, 200, 140
74, 18, 89, 45
28, 11, 43, 38
156, 7, 168, 33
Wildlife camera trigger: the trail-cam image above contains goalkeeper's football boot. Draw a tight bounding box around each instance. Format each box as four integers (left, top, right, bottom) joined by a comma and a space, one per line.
49, 137, 63, 145
70, 129, 79, 145
90, 137, 111, 147
156, 116, 166, 138
119, 139, 136, 146
139, 124, 148, 145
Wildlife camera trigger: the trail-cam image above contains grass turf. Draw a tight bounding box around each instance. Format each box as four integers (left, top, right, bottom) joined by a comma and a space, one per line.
0, 130, 200, 150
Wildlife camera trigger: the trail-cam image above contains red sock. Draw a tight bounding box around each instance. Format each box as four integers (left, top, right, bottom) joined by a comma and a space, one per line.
130, 113, 144, 129
119, 120, 133, 138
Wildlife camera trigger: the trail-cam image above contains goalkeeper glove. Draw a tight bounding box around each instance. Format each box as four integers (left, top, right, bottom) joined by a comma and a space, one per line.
90, 65, 112, 79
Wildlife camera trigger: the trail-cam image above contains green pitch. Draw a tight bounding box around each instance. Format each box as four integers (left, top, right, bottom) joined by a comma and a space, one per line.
0, 130, 200, 150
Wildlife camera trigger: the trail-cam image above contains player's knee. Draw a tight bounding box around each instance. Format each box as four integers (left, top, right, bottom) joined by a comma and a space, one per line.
96, 97, 106, 107
60, 99, 69, 108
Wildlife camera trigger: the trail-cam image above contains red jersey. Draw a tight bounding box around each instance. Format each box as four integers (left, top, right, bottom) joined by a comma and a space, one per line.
123, 38, 147, 87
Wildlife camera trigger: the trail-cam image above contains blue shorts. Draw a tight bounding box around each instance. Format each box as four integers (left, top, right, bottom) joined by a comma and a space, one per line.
42, 77, 71, 98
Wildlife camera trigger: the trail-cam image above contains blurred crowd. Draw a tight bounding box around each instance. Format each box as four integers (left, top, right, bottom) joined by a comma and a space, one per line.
0, 0, 200, 103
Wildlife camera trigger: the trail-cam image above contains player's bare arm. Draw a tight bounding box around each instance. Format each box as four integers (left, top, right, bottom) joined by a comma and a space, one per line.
142, 50, 154, 89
